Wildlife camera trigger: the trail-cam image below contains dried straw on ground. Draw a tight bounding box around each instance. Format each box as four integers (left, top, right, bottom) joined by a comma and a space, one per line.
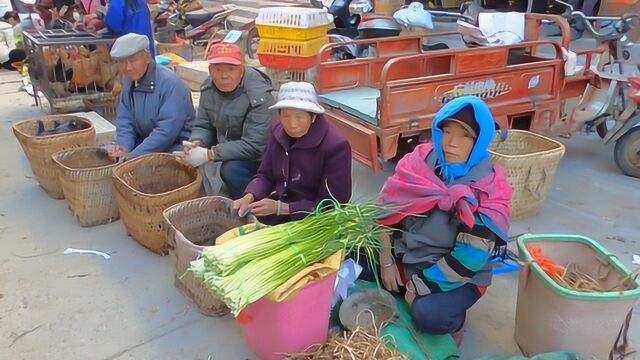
287, 311, 409, 360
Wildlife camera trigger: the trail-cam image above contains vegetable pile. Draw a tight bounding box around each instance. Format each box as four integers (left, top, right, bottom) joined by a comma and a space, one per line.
189, 200, 387, 316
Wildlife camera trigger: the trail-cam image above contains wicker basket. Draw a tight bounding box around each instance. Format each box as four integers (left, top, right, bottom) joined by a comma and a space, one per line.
12, 116, 96, 199
112, 154, 202, 254
489, 130, 566, 221
163, 196, 257, 316
52, 147, 119, 227
83, 96, 118, 123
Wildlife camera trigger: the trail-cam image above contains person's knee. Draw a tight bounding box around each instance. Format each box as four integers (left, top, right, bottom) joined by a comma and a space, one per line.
220, 160, 246, 182
411, 297, 465, 334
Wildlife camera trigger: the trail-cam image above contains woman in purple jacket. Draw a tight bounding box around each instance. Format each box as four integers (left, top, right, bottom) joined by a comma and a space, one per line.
232, 81, 353, 225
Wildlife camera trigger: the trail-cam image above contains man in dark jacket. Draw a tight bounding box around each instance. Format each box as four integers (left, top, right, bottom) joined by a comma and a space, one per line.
175, 43, 276, 199
107, 33, 194, 161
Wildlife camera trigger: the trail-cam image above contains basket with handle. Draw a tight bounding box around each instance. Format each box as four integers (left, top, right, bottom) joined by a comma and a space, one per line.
163, 196, 258, 316
256, 7, 331, 41
12, 115, 96, 199
52, 146, 120, 227
265, 67, 317, 91
489, 130, 566, 221
257, 36, 330, 70
112, 154, 202, 255
83, 96, 118, 122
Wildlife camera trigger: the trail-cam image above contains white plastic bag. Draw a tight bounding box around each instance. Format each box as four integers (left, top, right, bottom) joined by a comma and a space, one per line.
349, 0, 373, 15
393, 2, 433, 30
562, 47, 577, 76
332, 258, 363, 307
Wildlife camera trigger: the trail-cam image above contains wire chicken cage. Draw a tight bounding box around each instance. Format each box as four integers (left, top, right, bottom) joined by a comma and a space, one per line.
23, 29, 120, 114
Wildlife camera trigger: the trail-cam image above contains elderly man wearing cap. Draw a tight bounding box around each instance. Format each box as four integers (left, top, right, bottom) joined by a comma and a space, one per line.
107, 33, 195, 161
174, 42, 276, 199
232, 81, 352, 225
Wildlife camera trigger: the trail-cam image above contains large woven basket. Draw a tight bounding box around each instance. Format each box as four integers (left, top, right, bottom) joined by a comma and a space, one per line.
12, 116, 96, 199
489, 130, 566, 221
52, 147, 119, 227
163, 197, 257, 316
113, 154, 202, 254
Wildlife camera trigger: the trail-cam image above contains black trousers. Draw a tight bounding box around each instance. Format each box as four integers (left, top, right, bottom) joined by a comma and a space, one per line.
353, 253, 483, 334
1, 49, 26, 71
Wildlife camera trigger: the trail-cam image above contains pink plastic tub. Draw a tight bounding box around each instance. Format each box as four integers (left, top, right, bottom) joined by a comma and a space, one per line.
238, 273, 337, 360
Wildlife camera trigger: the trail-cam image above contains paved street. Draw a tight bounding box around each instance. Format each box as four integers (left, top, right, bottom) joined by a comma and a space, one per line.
0, 66, 638, 359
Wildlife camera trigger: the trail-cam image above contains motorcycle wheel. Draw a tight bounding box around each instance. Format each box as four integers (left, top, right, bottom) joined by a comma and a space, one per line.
245, 26, 259, 60
614, 125, 640, 178
596, 115, 613, 139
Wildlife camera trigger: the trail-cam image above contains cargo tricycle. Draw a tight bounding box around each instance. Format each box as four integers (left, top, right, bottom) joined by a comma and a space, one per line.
315, 9, 640, 177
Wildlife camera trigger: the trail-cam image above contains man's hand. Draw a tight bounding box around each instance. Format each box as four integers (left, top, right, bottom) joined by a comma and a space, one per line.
173, 140, 211, 167
232, 193, 255, 217
107, 145, 128, 162
246, 198, 278, 217
184, 146, 211, 167
184, 139, 203, 152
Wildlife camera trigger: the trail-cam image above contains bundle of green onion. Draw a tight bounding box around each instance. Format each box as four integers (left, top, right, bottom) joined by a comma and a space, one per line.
189, 200, 387, 316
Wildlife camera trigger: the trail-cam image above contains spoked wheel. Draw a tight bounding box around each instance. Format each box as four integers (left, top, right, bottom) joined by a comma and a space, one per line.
614, 126, 640, 178
245, 26, 259, 60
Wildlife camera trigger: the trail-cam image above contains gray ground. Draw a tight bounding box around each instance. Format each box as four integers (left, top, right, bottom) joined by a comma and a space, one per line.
0, 67, 639, 360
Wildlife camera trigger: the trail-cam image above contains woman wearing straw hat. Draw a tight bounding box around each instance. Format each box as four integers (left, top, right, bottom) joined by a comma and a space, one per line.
232, 81, 353, 225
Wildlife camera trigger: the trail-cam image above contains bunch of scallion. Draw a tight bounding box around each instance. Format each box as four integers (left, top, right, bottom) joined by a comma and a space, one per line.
189, 200, 387, 316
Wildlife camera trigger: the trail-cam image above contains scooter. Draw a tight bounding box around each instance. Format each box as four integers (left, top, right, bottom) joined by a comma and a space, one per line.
311, 0, 405, 59
155, 3, 258, 59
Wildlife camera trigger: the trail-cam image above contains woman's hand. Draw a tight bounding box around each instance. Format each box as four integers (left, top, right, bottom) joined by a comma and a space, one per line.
380, 261, 404, 293
379, 231, 402, 292
84, 13, 98, 24
404, 280, 416, 306
246, 198, 278, 217
232, 193, 254, 217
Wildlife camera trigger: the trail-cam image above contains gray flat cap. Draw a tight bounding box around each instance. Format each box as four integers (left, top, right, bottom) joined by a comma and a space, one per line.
110, 33, 150, 59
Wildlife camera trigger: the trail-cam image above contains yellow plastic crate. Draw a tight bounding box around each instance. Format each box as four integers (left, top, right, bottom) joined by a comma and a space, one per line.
257, 36, 329, 57
256, 24, 330, 41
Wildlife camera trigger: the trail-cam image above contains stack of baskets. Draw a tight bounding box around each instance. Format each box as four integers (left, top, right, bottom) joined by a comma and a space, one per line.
489, 130, 566, 221
255, 7, 332, 90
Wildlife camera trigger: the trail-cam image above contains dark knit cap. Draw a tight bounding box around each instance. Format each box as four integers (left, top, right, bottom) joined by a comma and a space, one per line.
439, 105, 479, 138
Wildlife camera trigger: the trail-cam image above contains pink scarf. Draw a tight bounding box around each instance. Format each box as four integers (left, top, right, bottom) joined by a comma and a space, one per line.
378, 144, 511, 239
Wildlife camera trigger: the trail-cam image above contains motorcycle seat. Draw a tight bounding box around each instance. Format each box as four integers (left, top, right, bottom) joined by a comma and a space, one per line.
422, 42, 449, 51
185, 8, 224, 27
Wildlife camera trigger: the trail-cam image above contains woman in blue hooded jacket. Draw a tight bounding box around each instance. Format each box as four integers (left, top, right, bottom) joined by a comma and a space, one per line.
370, 96, 512, 341
92, 0, 155, 56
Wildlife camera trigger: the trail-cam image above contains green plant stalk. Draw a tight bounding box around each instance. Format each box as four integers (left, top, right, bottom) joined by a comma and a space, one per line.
189, 201, 388, 316
199, 203, 383, 277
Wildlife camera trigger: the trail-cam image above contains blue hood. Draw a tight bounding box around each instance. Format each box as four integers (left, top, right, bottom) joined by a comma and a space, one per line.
431, 96, 495, 184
